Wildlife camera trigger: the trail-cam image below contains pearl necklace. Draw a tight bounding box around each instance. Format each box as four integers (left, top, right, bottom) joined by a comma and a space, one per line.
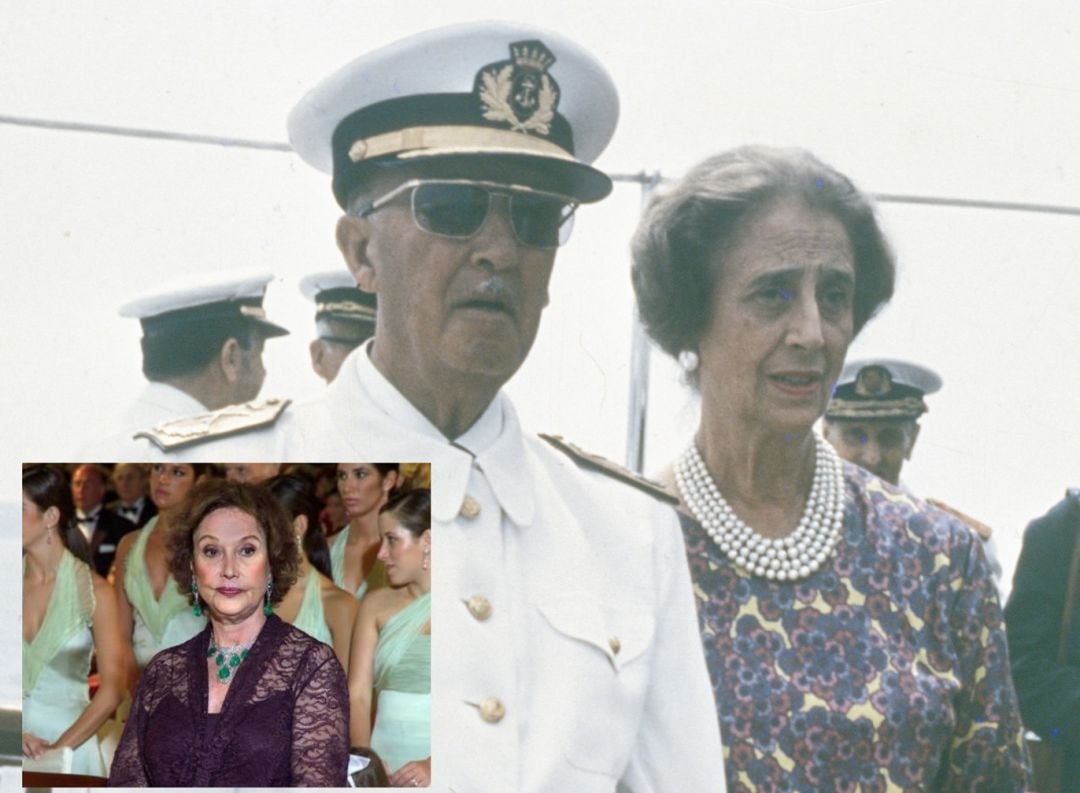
674, 433, 846, 581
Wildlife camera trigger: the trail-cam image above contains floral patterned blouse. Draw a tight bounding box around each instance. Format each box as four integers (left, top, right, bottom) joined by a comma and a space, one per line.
682, 463, 1029, 792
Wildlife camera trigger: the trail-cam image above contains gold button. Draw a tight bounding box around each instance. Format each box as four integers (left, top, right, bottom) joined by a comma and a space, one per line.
478, 697, 505, 723
609, 636, 621, 655
466, 595, 493, 621
460, 495, 481, 519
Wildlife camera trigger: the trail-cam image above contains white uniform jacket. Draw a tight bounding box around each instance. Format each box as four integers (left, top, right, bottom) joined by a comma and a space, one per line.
139, 348, 727, 792
81, 382, 207, 459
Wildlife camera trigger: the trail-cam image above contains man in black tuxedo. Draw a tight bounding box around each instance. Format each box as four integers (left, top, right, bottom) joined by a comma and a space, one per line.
108, 463, 158, 529
72, 463, 139, 577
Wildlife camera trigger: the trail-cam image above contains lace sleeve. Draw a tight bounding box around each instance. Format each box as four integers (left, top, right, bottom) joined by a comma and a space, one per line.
291, 644, 350, 786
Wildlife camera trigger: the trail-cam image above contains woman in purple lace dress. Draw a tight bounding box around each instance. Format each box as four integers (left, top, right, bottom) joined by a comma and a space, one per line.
631, 145, 1029, 791
108, 479, 349, 787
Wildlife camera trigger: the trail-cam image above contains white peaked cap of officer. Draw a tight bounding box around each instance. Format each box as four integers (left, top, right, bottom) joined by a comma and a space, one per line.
836, 358, 943, 396
298, 269, 362, 302
287, 20, 619, 208
118, 270, 289, 338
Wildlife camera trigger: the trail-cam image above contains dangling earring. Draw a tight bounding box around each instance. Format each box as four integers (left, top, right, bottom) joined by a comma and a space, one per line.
422, 547, 430, 571
46, 526, 54, 546
191, 581, 202, 617
263, 579, 273, 616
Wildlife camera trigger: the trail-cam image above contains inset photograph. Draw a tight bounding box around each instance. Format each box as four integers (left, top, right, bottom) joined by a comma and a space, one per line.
21, 462, 431, 788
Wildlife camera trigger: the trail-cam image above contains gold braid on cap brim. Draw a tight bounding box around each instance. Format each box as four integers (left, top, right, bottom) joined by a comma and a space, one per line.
348, 125, 574, 163
316, 300, 376, 321
826, 397, 928, 420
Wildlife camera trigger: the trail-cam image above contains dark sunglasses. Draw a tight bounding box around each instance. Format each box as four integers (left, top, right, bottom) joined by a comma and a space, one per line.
355, 179, 578, 249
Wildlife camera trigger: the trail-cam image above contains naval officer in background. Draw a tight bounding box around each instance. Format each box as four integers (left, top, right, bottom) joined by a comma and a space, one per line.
136, 21, 726, 792
84, 271, 290, 456
823, 357, 1002, 583
299, 269, 377, 383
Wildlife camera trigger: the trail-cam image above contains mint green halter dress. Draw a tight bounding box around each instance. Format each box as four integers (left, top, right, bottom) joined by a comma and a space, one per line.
329, 527, 389, 600
370, 592, 431, 773
123, 516, 205, 667
22, 550, 104, 775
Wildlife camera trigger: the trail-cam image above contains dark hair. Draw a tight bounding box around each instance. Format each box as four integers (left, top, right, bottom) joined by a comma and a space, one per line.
265, 473, 333, 580
632, 145, 895, 374
347, 747, 391, 787
142, 321, 261, 381
22, 465, 93, 565
167, 479, 300, 606
378, 488, 431, 537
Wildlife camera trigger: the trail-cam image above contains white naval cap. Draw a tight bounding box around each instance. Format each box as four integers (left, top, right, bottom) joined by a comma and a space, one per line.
298, 269, 376, 344
826, 358, 942, 420
118, 270, 289, 339
287, 21, 619, 208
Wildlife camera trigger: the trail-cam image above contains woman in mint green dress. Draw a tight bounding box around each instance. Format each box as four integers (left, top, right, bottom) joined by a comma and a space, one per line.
114, 464, 207, 684
349, 489, 431, 787
22, 465, 125, 776
267, 474, 358, 668
332, 464, 399, 599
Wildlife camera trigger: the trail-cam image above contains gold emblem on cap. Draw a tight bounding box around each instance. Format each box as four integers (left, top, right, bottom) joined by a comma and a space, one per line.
466, 595, 493, 621
608, 636, 621, 655
459, 495, 481, 519
854, 365, 892, 397
478, 697, 506, 723
478, 40, 559, 136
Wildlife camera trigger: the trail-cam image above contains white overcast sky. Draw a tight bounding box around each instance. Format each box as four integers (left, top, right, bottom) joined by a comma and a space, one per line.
3, 1, 1080, 700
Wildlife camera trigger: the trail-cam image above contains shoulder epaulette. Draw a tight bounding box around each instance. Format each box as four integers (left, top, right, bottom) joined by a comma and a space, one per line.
539, 433, 679, 505
133, 398, 291, 452
926, 497, 993, 540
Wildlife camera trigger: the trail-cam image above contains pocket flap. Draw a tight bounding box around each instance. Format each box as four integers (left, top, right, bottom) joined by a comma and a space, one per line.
537, 593, 654, 671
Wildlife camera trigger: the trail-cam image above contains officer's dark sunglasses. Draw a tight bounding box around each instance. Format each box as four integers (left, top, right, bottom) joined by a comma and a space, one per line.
355, 179, 578, 249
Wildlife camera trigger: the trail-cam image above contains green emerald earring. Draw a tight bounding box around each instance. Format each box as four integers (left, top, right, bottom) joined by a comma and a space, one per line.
192, 581, 202, 617
263, 579, 273, 616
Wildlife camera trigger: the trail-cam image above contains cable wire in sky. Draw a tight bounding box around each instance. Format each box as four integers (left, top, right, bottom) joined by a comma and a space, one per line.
3, 113, 1079, 218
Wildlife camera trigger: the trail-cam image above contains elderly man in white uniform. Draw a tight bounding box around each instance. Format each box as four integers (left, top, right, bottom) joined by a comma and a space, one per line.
125, 21, 726, 793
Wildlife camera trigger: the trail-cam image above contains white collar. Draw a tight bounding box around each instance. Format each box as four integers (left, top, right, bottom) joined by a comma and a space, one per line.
340, 345, 535, 527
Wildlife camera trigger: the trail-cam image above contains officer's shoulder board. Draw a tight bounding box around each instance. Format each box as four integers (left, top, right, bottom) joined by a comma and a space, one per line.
925, 497, 993, 541
539, 433, 678, 505
133, 398, 291, 452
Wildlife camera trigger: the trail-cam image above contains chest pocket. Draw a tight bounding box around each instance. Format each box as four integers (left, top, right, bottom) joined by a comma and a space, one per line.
537, 593, 655, 777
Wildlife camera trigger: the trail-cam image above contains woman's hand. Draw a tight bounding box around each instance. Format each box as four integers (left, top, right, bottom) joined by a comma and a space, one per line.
22, 732, 51, 759
389, 757, 431, 787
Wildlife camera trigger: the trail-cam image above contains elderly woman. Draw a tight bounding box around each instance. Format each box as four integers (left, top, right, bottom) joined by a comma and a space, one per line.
349, 489, 431, 787
108, 479, 349, 786
22, 465, 125, 776
266, 473, 358, 668
631, 145, 1028, 790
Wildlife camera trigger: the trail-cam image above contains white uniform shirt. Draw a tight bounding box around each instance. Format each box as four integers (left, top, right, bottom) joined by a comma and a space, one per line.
131, 347, 727, 792
81, 382, 206, 459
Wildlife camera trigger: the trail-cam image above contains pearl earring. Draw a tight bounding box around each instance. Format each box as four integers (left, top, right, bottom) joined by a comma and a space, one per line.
677, 350, 700, 372
422, 547, 430, 571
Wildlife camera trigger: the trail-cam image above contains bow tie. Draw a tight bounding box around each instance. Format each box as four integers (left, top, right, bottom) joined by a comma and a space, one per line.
78, 515, 97, 525
119, 506, 139, 519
